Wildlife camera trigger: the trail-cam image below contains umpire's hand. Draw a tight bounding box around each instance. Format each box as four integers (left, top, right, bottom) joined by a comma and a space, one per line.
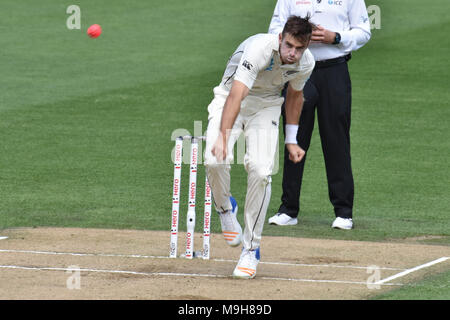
286, 144, 305, 163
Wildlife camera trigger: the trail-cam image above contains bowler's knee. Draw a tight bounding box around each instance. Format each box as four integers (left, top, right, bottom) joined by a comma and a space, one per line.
204, 162, 230, 175
245, 161, 272, 185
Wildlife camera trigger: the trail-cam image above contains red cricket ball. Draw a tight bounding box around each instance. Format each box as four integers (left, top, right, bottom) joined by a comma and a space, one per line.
87, 24, 102, 38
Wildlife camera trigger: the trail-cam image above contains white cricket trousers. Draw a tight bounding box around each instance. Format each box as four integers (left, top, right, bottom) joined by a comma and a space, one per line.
204, 89, 283, 251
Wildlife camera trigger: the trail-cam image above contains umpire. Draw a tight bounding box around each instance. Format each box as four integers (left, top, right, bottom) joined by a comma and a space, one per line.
267, 0, 371, 229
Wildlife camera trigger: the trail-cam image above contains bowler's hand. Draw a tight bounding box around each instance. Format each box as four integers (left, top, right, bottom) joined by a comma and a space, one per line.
311, 25, 336, 44
286, 144, 305, 163
211, 133, 227, 162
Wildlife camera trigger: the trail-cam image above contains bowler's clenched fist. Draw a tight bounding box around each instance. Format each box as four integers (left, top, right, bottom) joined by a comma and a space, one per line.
286, 144, 305, 163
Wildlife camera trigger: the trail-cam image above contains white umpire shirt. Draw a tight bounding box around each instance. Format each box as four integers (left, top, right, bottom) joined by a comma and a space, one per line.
268, 0, 371, 61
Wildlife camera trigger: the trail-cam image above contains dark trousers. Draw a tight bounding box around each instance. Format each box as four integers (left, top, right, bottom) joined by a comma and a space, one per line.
279, 60, 354, 219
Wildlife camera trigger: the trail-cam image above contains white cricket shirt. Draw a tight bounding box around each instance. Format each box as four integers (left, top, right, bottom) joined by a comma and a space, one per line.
216, 33, 315, 101
268, 0, 371, 61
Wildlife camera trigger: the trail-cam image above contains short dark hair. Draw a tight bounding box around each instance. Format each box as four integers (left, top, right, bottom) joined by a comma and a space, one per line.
281, 15, 314, 44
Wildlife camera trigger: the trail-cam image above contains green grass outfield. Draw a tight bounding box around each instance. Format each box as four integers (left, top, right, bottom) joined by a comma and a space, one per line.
372, 268, 450, 300
0, 0, 449, 299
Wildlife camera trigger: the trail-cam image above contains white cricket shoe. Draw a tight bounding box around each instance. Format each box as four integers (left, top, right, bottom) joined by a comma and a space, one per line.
219, 196, 242, 247
232, 248, 260, 279
332, 217, 353, 230
268, 213, 298, 226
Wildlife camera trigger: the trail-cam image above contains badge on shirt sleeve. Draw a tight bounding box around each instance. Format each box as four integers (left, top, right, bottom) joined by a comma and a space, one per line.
242, 60, 253, 71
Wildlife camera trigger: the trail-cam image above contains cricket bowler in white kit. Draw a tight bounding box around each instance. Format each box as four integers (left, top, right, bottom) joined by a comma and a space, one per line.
204, 16, 315, 278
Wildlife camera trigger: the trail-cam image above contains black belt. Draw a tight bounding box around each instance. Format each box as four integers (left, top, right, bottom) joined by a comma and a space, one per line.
315, 54, 351, 69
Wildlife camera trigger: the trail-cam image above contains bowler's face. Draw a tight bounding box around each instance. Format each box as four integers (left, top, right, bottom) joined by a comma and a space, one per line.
279, 33, 309, 64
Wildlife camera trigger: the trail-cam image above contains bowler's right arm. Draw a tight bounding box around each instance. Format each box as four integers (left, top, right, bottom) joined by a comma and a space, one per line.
211, 80, 249, 161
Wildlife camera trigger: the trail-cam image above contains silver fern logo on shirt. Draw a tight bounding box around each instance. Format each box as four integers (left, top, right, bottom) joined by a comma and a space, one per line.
265, 58, 274, 71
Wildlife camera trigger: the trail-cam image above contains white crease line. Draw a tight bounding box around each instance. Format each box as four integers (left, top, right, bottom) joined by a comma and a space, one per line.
0, 265, 402, 286
0, 265, 226, 279
0, 237, 8, 240
0, 249, 405, 271
262, 276, 402, 286
0, 249, 169, 259
375, 257, 450, 285
242, 259, 402, 271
